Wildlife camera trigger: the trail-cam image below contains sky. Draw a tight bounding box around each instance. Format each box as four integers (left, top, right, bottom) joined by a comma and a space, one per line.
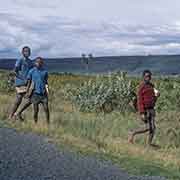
1, 0, 180, 58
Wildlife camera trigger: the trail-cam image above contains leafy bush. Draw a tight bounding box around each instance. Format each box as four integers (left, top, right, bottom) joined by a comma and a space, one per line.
0, 72, 14, 93
155, 77, 180, 112
65, 73, 136, 113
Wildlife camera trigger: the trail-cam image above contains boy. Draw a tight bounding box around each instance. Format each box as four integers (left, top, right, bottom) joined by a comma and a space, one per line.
128, 70, 160, 146
22, 57, 50, 124
9, 46, 34, 119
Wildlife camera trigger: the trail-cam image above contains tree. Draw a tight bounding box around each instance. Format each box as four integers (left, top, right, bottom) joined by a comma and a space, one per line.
81, 53, 93, 74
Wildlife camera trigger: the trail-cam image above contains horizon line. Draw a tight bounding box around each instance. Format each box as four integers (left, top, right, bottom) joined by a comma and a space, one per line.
1, 54, 180, 60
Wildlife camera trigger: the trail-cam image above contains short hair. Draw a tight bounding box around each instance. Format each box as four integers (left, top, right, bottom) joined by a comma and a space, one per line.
22, 46, 31, 52
35, 57, 44, 62
143, 70, 152, 77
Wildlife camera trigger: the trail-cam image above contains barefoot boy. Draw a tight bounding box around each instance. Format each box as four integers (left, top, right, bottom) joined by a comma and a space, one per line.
128, 70, 160, 146
9, 46, 34, 119
21, 57, 50, 124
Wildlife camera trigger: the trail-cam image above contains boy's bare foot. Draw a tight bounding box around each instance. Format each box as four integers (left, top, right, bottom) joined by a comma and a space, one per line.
16, 113, 25, 122
148, 144, 161, 149
8, 113, 17, 122
46, 120, 50, 126
128, 132, 134, 144
8, 115, 13, 120
34, 120, 38, 124
8, 113, 14, 120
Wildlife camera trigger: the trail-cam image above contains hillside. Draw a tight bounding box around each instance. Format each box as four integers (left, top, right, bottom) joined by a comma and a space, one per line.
0, 55, 180, 75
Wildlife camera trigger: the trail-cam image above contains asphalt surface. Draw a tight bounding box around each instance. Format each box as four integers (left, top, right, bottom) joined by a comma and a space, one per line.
0, 127, 166, 180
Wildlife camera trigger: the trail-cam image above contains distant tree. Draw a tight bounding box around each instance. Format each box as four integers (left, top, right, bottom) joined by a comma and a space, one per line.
81, 53, 86, 60
88, 54, 93, 62
81, 53, 93, 74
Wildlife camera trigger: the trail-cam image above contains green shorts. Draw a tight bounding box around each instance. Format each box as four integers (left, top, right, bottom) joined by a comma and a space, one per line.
31, 93, 48, 105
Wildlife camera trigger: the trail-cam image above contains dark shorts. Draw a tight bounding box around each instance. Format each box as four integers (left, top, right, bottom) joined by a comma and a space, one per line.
143, 109, 155, 123
142, 109, 156, 132
30, 94, 48, 105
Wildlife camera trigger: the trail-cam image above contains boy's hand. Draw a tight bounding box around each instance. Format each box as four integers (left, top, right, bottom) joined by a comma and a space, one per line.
154, 88, 160, 97
140, 113, 146, 121
45, 85, 49, 95
25, 93, 30, 99
156, 92, 160, 97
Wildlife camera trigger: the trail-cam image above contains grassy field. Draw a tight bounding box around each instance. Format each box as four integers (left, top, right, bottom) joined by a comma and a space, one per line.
1, 70, 180, 180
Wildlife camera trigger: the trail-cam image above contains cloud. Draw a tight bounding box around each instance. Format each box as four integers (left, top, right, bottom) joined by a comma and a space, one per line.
0, 11, 180, 58
1, 0, 180, 57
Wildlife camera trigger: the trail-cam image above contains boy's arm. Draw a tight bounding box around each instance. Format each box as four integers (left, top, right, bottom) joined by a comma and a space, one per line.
137, 85, 145, 114
25, 70, 33, 98
154, 88, 160, 97
26, 80, 31, 93
14, 59, 21, 76
153, 88, 160, 104
13, 59, 26, 81
45, 72, 49, 95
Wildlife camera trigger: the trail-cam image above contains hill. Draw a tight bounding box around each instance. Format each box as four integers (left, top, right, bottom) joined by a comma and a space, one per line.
0, 55, 180, 75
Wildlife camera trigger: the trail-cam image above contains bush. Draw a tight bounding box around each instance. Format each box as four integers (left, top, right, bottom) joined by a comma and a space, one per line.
66, 72, 136, 113
0, 72, 14, 93
155, 77, 180, 112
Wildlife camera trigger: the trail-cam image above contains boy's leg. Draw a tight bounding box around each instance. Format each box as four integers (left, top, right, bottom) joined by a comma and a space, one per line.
9, 93, 25, 119
148, 109, 156, 145
42, 99, 50, 125
16, 98, 32, 121
128, 126, 149, 143
33, 103, 39, 124
128, 113, 150, 143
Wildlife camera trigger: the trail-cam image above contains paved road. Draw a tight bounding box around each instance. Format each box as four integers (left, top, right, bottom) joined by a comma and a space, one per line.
0, 127, 166, 180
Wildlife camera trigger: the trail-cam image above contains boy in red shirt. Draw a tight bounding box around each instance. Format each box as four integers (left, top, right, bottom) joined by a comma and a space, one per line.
128, 70, 160, 146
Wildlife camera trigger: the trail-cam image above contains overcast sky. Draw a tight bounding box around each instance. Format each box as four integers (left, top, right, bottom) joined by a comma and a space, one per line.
1, 0, 180, 58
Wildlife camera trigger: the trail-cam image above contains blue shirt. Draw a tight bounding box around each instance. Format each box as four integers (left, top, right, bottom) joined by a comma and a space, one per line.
15, 58, 34, 87
27, 67, 48, 95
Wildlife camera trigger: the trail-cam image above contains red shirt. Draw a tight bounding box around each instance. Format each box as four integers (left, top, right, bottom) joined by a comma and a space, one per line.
137, 82, 156, 113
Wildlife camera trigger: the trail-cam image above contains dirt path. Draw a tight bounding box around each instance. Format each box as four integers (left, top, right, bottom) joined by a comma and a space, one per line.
0, 127, 166, 180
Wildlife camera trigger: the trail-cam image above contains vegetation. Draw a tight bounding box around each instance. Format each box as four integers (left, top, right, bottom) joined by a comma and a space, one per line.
1, 70, 180, 180
65, 72, 136, 113
0, 71, 14, 93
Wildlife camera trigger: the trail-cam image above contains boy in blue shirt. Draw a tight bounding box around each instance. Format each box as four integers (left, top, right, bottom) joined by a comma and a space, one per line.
9, 46, 34, 119
18, 57, 50, 124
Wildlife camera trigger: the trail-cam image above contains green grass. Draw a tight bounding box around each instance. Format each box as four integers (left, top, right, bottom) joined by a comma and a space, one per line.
1, 71, 180, 180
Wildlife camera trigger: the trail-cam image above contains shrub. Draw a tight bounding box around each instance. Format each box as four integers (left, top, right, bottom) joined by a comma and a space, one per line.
65, 72, 136, 113
0, 72, 14, 93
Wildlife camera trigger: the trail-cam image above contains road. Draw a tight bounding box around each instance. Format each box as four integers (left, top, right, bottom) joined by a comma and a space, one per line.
0, 127, 166, 180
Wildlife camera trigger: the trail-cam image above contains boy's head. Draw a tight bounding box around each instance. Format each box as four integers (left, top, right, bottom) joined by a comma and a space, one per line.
35, 57, 44, 68
22, 46, 31, 58
143, 70, 152, 83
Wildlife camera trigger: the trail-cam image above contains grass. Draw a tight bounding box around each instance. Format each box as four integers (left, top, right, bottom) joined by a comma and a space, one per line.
1, 71, 180, 180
